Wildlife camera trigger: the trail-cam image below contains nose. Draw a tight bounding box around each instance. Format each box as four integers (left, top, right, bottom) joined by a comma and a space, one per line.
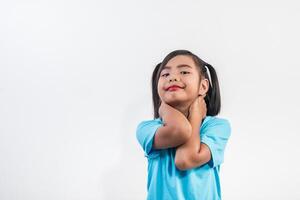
168, 74, 180, 82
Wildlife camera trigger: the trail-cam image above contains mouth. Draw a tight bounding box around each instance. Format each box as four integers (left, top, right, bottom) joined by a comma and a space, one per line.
166, 86, 183, 91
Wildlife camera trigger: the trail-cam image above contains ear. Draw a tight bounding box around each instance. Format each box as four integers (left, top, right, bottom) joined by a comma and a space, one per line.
198, 78, 209, 98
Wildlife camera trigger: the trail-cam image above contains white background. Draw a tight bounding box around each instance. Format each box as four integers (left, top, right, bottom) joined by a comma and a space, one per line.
1, 0, 300, 199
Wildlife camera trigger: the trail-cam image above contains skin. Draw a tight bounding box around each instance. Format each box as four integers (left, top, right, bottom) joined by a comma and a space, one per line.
157, 55, 212, 170
158, 55, 200, 117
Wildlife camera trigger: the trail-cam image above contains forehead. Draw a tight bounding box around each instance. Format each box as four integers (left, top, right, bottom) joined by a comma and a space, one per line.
162, 55, 196, 70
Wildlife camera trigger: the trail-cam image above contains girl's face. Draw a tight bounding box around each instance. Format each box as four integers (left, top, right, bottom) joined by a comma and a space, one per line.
158, 55, 206, 106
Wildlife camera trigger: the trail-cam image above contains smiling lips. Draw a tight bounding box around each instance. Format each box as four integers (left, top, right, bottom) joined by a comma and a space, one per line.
166, 85, 183, 91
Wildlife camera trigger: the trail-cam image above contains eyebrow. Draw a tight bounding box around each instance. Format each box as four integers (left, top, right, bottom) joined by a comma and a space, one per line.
162, 64, 193, 70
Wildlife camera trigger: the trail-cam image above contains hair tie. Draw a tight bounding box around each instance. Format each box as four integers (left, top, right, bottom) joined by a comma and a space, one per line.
205, 65, 213, 88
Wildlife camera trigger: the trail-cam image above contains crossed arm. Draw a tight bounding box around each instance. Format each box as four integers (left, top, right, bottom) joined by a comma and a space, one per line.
153, 101, 211, 170
174, 116, 211, 171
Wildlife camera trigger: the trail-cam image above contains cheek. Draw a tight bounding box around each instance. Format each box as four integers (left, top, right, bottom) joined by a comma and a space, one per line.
185, 80, 200, 93
157, 77, 166, 87
157, 80, 164, 95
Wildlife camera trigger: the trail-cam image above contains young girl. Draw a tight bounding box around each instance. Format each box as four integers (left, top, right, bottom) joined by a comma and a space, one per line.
136, 50, 231, 200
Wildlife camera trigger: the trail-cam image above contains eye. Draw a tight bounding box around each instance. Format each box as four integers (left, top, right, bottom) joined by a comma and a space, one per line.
181, 71, 190, 75
161, 73, 169, 77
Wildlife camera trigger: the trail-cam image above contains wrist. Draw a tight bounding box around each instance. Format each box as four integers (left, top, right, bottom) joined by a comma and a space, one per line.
188, 112, 202, 123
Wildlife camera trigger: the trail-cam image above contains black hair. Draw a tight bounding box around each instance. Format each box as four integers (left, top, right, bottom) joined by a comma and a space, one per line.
151, 49, 221, 119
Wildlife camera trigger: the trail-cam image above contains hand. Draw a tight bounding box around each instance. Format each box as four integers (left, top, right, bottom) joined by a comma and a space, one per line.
188, 95, 207, 121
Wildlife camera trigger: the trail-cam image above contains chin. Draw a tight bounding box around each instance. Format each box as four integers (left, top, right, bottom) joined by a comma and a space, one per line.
165, 98, 188, 107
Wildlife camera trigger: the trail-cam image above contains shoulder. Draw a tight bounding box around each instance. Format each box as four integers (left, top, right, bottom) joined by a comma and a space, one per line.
203, 116, 230, 127
201, 116, 231, 137
136, 118, 163, 129
136, 118, 164, 138
135, 118, 164, 145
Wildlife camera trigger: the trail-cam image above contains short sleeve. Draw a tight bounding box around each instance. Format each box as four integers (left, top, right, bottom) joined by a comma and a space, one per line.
136, 119, 163, 159
201, 118, 231, 168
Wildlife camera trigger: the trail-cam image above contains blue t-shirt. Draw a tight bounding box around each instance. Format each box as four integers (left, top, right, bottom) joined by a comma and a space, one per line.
136, 116, 231, 200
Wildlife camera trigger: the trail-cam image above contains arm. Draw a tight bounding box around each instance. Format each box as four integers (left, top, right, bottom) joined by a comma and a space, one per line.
175, 118, 211, 170
175, 96, 211, 170
152, 101, 192, 149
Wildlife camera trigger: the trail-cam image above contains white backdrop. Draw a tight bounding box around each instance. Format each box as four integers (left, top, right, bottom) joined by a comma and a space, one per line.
1, 1, 300, 199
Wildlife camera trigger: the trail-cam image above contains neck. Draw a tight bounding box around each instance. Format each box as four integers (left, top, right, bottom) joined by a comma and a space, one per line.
172, 103, 190, 118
